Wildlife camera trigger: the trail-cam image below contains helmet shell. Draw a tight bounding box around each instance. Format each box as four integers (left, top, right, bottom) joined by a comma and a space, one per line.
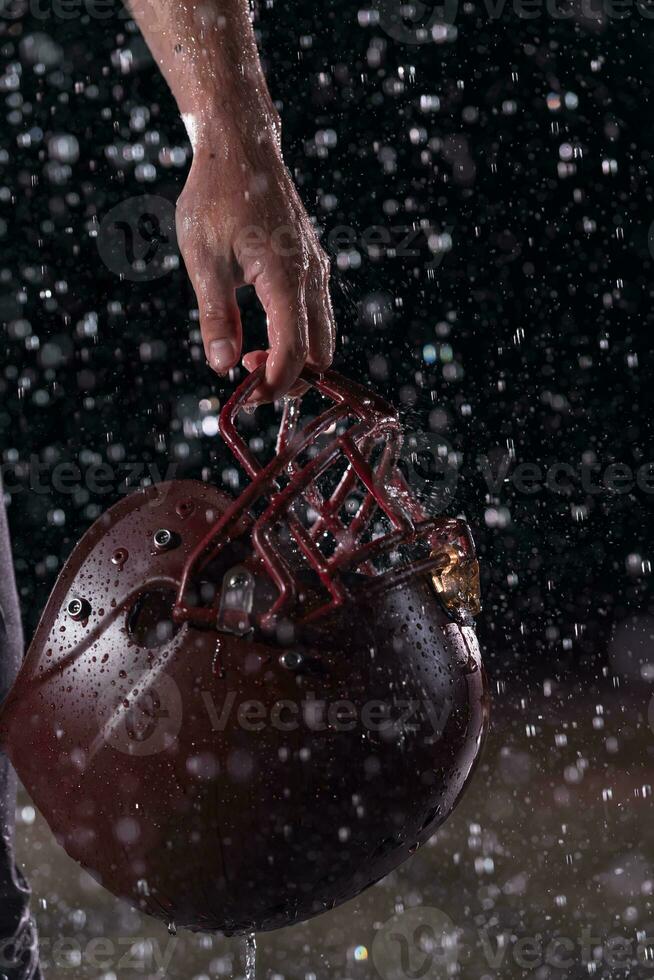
0, 480, 489, 933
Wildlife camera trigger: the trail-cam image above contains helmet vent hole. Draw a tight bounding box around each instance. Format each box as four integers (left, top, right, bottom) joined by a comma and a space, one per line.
128, 590, 180, 649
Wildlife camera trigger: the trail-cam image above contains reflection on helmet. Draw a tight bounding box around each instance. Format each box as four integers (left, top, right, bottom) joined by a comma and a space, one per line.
0, 366, 489, 935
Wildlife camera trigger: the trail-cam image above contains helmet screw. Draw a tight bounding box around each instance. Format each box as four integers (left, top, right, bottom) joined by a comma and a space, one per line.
153, 528, 175, 552
111, 548, 129, 566
280, 651, 304, 671
67, 597, 91, 621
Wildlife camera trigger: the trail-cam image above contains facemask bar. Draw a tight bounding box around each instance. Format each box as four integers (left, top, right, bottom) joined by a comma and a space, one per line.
173, 366, 480, 631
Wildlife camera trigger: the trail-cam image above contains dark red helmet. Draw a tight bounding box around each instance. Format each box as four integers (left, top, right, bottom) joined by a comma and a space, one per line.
0, 366, 489, 935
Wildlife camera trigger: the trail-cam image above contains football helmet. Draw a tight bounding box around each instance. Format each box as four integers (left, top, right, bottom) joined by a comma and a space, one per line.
0, 365, 488, 934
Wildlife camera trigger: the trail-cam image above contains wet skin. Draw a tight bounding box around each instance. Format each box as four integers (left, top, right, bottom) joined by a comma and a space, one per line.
127, 0, 336, 403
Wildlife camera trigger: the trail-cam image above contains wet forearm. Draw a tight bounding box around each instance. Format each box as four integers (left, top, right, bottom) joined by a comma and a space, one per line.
127, 0, 335, 399
128, 0, 280, 149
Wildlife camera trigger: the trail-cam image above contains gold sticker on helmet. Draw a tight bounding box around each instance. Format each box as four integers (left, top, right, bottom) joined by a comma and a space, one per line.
431, 545, 481, 618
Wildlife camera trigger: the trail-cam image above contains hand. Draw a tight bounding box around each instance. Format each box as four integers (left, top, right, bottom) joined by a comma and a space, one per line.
175, 117, 335, 403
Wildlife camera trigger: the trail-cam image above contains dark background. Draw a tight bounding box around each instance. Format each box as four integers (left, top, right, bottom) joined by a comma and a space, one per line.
3, 4, 654, 979
0, 0, 652, 686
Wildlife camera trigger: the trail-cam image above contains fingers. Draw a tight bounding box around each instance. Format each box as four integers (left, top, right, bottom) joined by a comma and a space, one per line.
178, 196, 334, 400
249, 258, 310, 402
243, 349, 310, 399
241, 246, 334, 402
179, 238, 243, 375
305, 253, 335, 372
242, 350, 268, 374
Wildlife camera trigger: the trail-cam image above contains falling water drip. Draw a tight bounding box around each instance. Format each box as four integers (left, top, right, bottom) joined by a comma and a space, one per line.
212, 635, 225, 678
245, 932, 257, 980
167, 921, 177, 937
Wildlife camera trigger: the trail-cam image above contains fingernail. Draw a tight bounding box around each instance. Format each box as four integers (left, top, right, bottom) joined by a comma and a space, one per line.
245, 386, 267, 407
209, 339, 237, 372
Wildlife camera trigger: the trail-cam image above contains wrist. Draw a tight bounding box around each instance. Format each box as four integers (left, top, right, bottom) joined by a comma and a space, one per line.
182, 90, 282, 158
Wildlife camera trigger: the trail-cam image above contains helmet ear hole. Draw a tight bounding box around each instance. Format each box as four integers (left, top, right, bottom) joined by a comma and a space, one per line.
128, 590, 180, 649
